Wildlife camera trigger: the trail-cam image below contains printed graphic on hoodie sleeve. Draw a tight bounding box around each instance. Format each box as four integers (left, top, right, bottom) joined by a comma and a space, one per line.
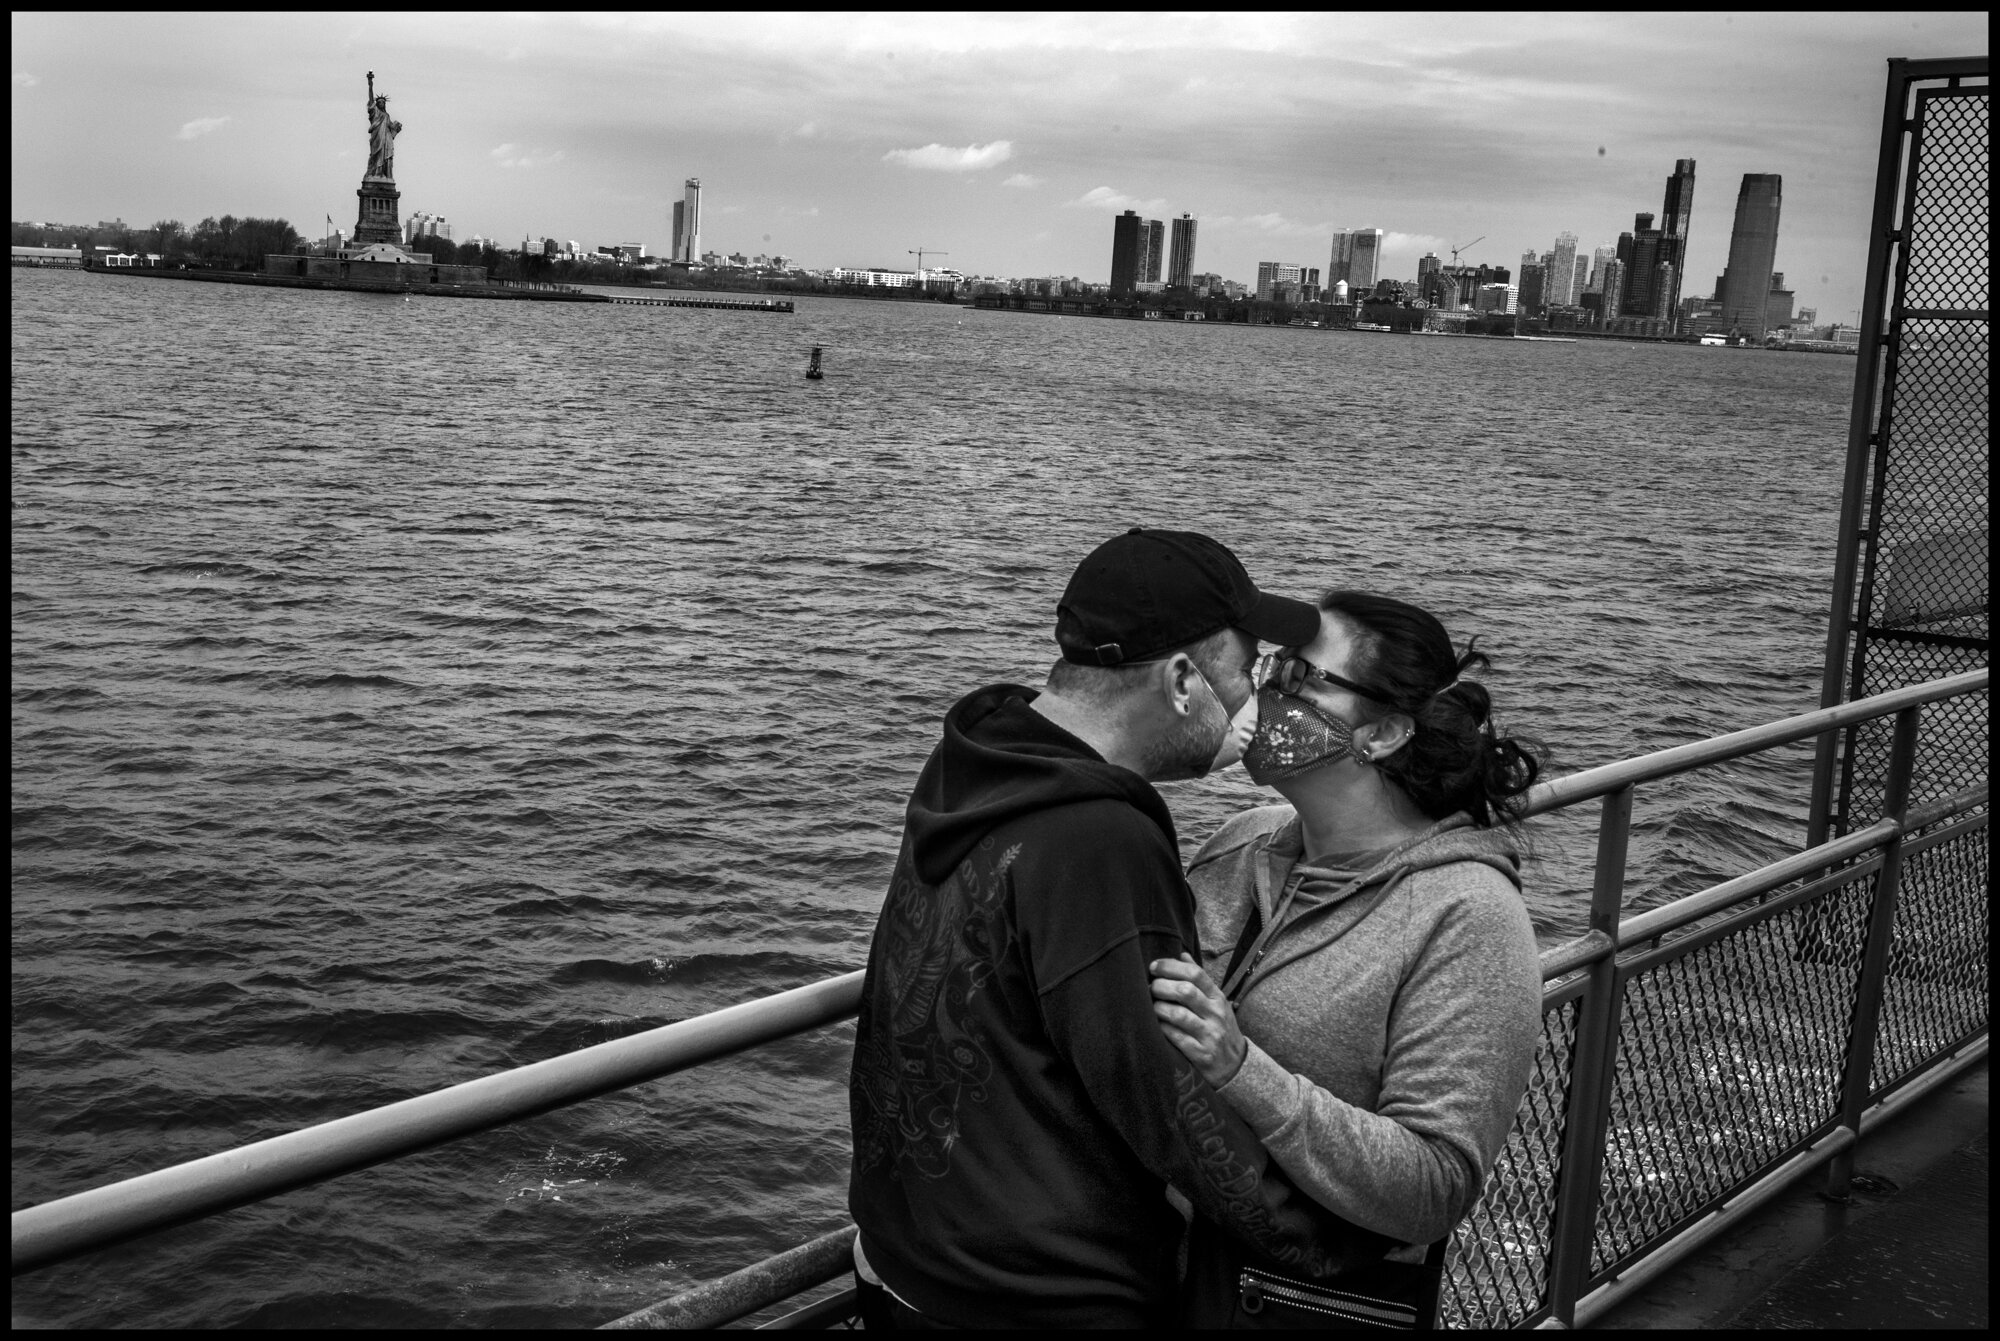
851, 837, 1020, 1179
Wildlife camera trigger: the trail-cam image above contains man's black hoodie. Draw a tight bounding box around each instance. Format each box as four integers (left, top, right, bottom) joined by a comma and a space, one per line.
848, 684, 1387, 1327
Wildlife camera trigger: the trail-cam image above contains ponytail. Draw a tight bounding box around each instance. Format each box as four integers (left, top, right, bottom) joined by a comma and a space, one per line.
1320, 593, 1548, 828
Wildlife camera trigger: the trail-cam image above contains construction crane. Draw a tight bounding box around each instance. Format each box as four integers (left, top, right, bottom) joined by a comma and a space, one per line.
1449, 236, 1485, 267
909, 248, 947, 282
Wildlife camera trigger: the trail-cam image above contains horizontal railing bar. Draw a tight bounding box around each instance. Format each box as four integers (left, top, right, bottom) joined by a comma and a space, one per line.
1616, 819, 1899, 947
1861, 626, 1989, 651
1894, 54, 1993, 79
1906, 783, 1989, 831
1515, 669, 1986, 816
1615, 856, 1885, 978
1553, 793, 1984, 984
1537, 930, 1615, 982
1898, 809, 1991, 860
599, 1224, 858, 1330
759, 1286, 862, 1329
1538, 971, 1592, 1016
11, 971, 866, 1276
1863, 1034, 1991, 1125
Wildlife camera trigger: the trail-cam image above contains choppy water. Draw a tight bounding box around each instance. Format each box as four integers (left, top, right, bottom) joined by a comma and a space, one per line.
12, 266, 1856, 1326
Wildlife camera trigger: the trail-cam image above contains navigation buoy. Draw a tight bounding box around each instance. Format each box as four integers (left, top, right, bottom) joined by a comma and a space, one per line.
806, 346, 824, 380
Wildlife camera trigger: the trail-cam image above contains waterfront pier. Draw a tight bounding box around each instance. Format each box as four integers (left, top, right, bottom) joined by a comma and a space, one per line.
603, 294, 794, 312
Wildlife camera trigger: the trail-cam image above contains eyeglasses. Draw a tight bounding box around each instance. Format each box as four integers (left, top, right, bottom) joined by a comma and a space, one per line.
1256, 651, 1390, 704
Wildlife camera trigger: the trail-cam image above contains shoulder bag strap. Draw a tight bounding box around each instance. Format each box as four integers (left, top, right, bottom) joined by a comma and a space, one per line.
1220, 899, 1265, 991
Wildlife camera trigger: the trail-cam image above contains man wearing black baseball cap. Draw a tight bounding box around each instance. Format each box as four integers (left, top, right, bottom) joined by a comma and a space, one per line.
848, 528, 1387, 1328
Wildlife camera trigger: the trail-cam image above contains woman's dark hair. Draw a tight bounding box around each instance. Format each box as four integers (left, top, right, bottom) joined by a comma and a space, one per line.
1319, 589, 1547, 828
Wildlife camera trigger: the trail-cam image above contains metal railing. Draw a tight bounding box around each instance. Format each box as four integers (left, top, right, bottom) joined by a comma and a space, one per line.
9, 971, 864, 1277
13, 668, 1988, 1332
1440, 667, 1988, 1329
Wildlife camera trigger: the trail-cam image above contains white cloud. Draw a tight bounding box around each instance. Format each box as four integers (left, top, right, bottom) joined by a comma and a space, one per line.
882, 140, 1014, 172
1203, 211, 1328, 237
1001, 172, 1043, 189
1069, 185, 1166, 213
13, 72, 38, 88
1382, 231, 1448, 255
794, 120, 819, 137
176, 115, 230, 141
490, 143, 565, 169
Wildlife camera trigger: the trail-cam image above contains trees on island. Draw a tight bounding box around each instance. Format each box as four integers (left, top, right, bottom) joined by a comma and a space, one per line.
185, 216, 305, 269
13, 216, 306, 270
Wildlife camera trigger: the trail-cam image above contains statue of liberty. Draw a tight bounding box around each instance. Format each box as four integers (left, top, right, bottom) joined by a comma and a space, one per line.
365, 70, 402, 179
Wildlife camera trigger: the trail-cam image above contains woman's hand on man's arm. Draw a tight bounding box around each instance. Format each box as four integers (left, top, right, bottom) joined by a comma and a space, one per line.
1149, 953, 1247, 1088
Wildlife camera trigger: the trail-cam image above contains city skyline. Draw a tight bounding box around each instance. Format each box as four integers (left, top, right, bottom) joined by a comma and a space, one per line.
10, 13, 1986, 320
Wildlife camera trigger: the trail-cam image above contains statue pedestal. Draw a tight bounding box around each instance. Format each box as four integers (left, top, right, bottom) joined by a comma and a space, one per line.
354, 176, 402, 246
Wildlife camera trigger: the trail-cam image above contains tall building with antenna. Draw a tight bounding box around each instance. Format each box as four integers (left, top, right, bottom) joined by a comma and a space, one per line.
1658, 158, 1696, 329
672, 178, 702, 264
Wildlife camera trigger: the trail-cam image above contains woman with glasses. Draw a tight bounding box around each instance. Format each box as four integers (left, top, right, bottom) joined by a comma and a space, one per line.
1149, 590, 1547, 1329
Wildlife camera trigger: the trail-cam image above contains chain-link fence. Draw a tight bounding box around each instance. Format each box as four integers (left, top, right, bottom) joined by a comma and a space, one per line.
1814, 67, 1989, 839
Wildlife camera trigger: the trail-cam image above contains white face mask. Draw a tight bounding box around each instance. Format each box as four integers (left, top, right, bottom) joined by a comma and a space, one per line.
1196, 666, 1260, 775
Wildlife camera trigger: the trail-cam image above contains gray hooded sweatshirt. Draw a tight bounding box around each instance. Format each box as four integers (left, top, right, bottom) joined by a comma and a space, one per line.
1188, 805, 1542, 1248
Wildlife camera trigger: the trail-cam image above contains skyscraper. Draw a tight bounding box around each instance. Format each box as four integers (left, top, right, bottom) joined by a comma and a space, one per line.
1765, 271, 1795, 332
1587, 245, 1616, 294
1256, 260, 1304, 301
1518, 262, 1545, 315
1332, 232, 1357, 288
1143, 218, 1166, 284
1658, 158, 1696, 330
1168, 214, 1197, 288
1329, 229, 1383, 294
1660, 159, 1696, 241
1599, 258, 1624, 321
1110, 209, 1142, 296
1416, 252, 1441, 303
1718, 174, 1783, 339
672, 178, 702, 263
1620, 213, 1664, 318
1549, 232, 1579, 307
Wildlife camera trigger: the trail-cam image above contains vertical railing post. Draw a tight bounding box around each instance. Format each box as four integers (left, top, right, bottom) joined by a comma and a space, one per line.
1825, 704, 1921, 1199
1808, 58, 1916, 850
1544, 785, 1633, 1326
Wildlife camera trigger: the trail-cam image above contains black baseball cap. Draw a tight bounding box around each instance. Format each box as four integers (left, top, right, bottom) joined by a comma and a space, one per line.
1055, 527, 1322, 666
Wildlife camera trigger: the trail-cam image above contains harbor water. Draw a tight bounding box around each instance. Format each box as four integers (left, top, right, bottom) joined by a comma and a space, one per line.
11, 267, 1856, 1326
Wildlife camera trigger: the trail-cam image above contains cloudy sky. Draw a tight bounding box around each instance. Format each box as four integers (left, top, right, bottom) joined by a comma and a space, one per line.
11, 12, 1985, 317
